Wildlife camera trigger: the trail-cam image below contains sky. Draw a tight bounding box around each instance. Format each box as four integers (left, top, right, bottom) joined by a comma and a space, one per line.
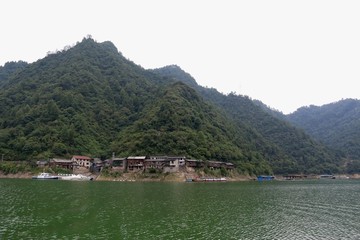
1, 0, 359, 114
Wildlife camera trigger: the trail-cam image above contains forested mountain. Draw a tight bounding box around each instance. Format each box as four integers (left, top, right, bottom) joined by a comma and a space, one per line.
113, 82, 260, 163
287, 99, 360, 172
0, 37, 346, 174
0, 38, 164, 160
153, 66, 341, 174
0, 61, 28, 88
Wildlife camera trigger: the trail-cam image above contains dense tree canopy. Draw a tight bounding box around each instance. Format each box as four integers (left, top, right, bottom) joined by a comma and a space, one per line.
287, 99, 360, 173
287, 99, 360, 158
154, 65, 343, 174
0, 61, 28, 88
0, 38, 350, 174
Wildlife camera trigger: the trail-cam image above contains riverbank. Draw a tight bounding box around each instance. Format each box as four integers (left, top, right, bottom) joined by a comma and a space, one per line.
1, 171, 359, 182
95, 171, 255, 182
0, 170, 255, 182
0, 172, 33, 179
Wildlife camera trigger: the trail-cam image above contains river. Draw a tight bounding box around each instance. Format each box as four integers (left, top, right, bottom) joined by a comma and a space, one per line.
0, 179, 359, 239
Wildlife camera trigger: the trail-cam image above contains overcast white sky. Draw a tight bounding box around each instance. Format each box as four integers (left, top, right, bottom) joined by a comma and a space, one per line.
1, 0, 359, 113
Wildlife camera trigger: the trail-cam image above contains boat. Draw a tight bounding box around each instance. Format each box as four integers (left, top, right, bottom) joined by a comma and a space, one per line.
58, 174, 93, 181
203, 177, 226, 182
319, 174, 336, 179
257, 175, 275, 181
32, 172, 59, 180
192, 177, 227, 182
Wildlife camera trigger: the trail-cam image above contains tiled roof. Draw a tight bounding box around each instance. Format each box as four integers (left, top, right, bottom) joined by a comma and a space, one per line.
127, 156, 146, 160
51, 158, 73, 163
72, 155, 91, 160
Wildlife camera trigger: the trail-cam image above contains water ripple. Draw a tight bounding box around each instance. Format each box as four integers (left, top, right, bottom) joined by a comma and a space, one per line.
0, 179, 359, 239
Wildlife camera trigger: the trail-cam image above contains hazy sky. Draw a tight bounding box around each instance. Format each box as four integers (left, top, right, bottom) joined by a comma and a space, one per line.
1, 0, 359, 113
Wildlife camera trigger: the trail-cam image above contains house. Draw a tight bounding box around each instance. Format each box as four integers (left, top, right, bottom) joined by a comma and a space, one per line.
186, 159, 205, 168
103, 159, 112, 167
145, 156, 167, 170
126, 156, 146, 171
223, 162, 235, 170
167, 156, 186, 166
90, 158, 104, 173
111, 158, 127, 171
72, 155, 92, 168
164, 156, 186, 173
49, 158, 74, 170
144, 156, 186, 172
283, 174, 307, 180
207, 161, 235, 170
207, 161, 222, 169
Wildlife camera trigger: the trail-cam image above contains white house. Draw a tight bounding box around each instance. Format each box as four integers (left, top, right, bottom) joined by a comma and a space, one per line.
72, 155, 92, 168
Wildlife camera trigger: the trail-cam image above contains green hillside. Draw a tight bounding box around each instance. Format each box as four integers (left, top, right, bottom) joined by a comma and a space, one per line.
0, 61, 28, 88
113, 82, 252, 161
153, 66, 341, 174
287, 99, 360, 173
0, 37, 161, 160
0, 37, 346, 174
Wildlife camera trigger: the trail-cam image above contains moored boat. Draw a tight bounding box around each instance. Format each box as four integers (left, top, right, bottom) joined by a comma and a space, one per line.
192, 177, 227, 182
319, 174, 336, 179
257, 175, 275, 181
58, 174, 93, 181
32, 172, 58, 180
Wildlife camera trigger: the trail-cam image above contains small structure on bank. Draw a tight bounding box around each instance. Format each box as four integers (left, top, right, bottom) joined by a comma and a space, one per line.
283, 174, 307, 180
71, 155, 92, 169
127, 156, 146, 172
49, 158, 75, 170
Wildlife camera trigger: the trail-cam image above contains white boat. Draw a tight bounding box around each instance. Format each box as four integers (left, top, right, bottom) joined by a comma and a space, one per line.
58, 174, 93, 181
192, 177, 227, 182
32, 172, 59, 180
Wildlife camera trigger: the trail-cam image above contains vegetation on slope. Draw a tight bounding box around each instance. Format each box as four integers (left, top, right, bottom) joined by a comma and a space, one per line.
0, 61, 28, 88
288, 99, 360, 173
153, 66, 342, 174
0, 37, 161, 160
0, 38, 350, 174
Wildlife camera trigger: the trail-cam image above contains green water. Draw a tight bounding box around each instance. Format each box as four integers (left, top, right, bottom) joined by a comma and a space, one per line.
0, 179, 359, 240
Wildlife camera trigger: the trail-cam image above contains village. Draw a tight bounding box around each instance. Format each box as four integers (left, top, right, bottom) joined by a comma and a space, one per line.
35, 155, 236, 181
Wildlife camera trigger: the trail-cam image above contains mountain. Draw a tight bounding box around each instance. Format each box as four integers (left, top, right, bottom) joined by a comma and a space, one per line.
287, 99, 360, 172
152, 66, 341, 174
113, 82, 248, 161
0, 61, 28, 88
0, 37, 164, 160
0, 37, 344, 174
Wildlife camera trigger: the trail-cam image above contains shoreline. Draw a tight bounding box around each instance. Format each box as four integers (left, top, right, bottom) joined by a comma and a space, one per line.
0, 170, 255, 182
1, 172, 359, 182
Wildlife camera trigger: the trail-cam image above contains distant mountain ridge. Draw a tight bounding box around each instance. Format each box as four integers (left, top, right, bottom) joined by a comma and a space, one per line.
287, 99, 360, 160
0, 37, 348, 174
